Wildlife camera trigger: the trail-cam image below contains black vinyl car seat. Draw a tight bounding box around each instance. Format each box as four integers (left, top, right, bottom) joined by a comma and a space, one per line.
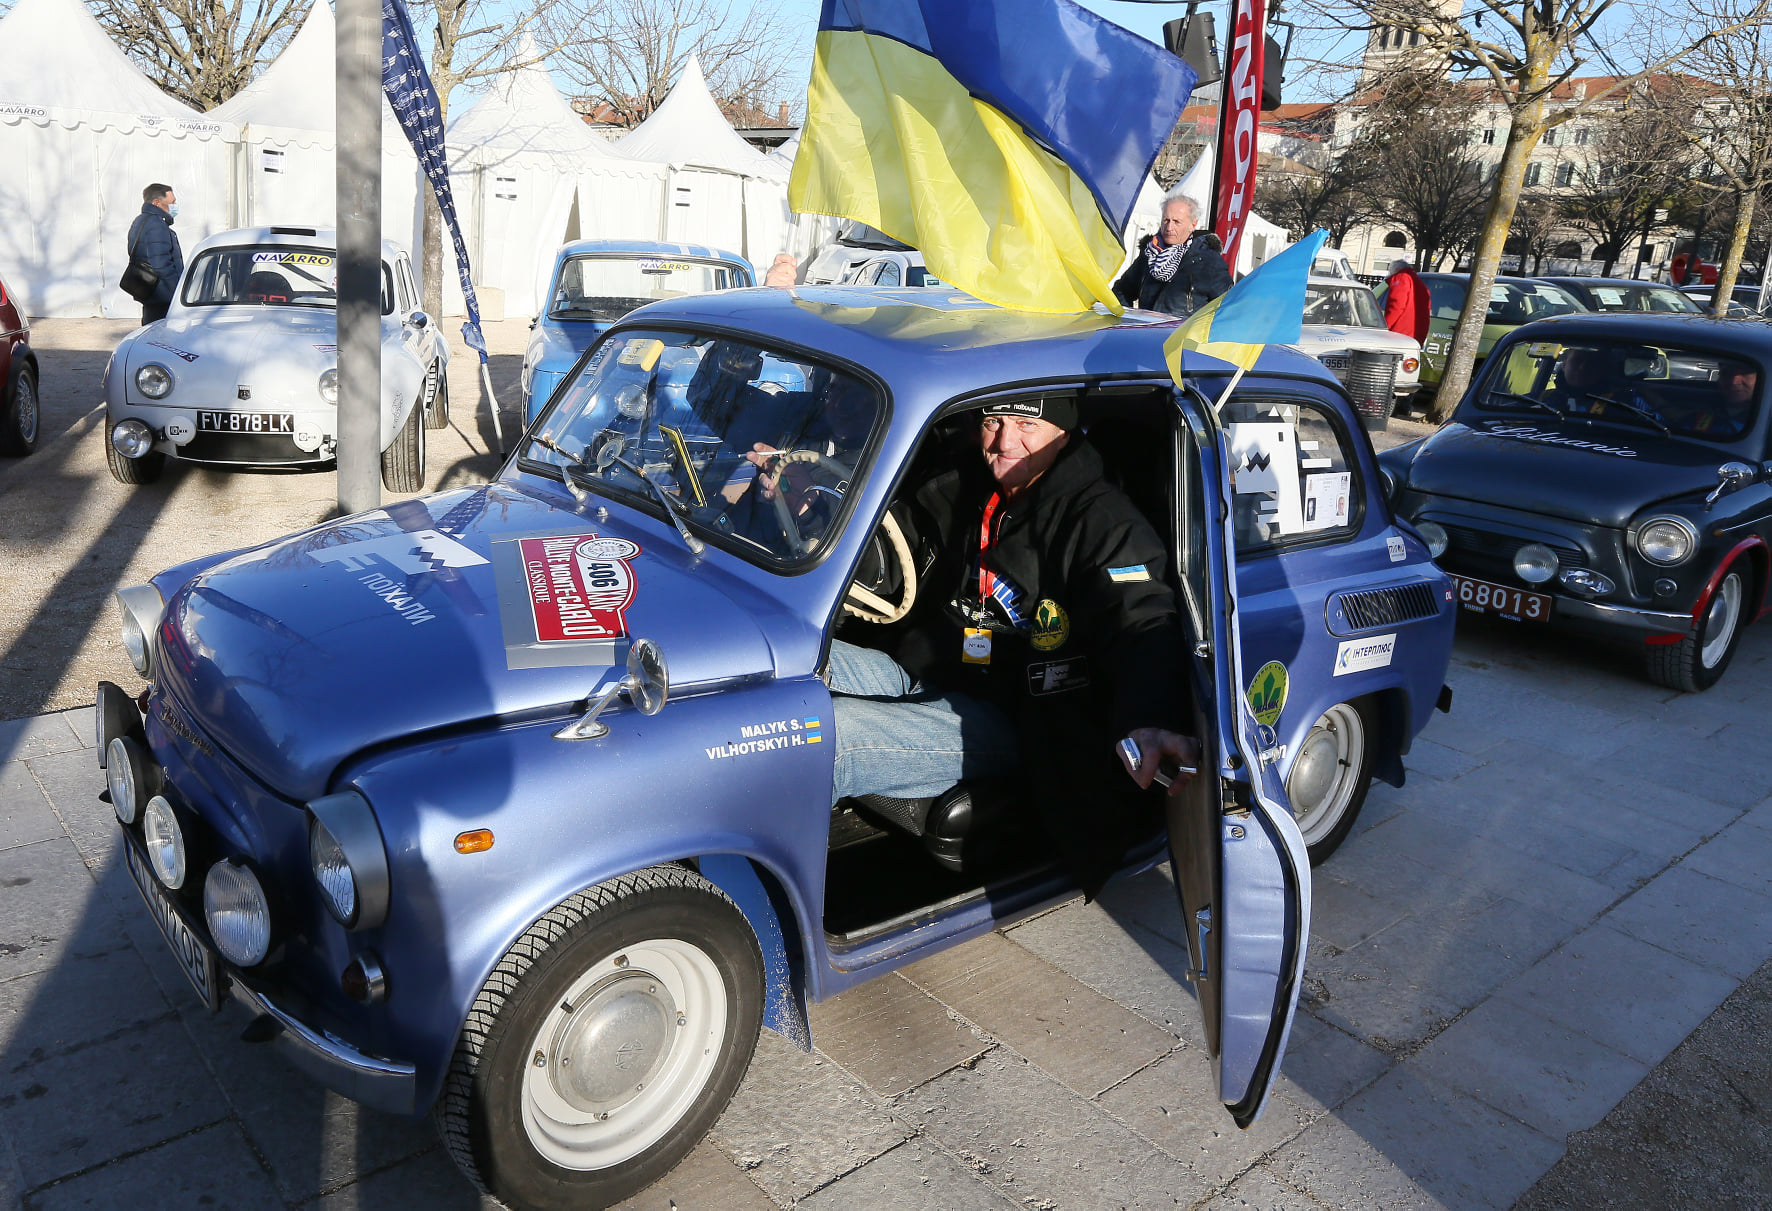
852, 779, 1016, 873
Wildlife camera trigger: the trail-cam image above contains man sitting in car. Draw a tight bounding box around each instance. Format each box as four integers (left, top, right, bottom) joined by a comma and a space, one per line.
827, 397, 1199, 893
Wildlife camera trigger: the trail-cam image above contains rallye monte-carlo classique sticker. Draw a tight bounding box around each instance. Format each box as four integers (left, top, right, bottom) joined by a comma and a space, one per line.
492, 531, 642, 669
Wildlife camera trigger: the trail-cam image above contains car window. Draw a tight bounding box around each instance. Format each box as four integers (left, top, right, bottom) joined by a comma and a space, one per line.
524, 329, 884, 567
1473, 337, 1762, 442
1219, 396, 1360, 553
548, 256, 743, 322
876, 262, 902, 287
1426, 277, 1466, 321
396, 259, 419, 313
380, 264, 395, 316
1486, 281, 1583, 325
1304, 283, 1384, 328
853, 263, 880, 285
1586, 284, 1703, 314
181, 245, 336, 308
907, 266, 948, 288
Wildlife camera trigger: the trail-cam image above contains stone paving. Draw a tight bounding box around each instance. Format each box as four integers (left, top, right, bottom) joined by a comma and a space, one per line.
3, 612, 1771, 1209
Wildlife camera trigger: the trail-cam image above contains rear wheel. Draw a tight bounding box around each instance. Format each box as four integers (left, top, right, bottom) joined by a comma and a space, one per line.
380, 397, 426, 493
424, 361, 450, 429
1, 363, 38, 455
1286, 699, 1376, 866
1648, 567, 1748, 692
438, 865, 763, 1211
105, 436, 164, 484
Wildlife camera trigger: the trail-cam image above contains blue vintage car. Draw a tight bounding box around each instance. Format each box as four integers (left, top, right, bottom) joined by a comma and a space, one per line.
521, 240, 755, 423
99, 285, 1454, 1209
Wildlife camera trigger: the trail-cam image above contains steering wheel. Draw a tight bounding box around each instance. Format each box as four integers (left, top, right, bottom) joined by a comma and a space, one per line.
765, 448, 856, 555
843, 511, 917, 624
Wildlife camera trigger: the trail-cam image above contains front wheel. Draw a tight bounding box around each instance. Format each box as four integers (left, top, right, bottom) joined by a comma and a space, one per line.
1648, 567, 1749, 692
380, 396, 426, 493
425, 362, 450, 429
1, 363, 39, 456
106, 436, 164, 484
1286, 699, 1377, 866
438, 865, 764, 1211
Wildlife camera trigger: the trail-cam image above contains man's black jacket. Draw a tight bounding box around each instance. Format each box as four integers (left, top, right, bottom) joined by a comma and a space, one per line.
1113, 232, 1233, 319
127, 203, 184, 307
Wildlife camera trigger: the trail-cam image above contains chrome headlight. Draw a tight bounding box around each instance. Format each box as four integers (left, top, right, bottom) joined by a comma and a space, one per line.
135, 363, 173, 399
107, 735, 152, 824
307, 791, 389, 930
319, 368, 339, 405
111, 418, 154, 458
1514, 542, 1560, 584
1415, 520, 1449, 559
142, 795, 187, 889
115, 584, 166, 679
1636, 516, 1697, 566
205, 859, 271, 967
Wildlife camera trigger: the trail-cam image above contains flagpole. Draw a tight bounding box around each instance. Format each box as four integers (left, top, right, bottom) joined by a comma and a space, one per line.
336, 0, 382, 514
1211, 363, 1249, 413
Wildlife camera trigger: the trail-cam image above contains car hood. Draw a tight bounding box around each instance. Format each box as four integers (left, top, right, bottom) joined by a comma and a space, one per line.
1406, 418, 1733, 526
156, 483, 777, 801
532, 317, 607, 374
1295, 326, 1420, 355
128, 307, 339, 409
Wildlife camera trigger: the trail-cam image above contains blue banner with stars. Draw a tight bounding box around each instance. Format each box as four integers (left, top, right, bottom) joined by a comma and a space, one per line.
382, 0, 487, 361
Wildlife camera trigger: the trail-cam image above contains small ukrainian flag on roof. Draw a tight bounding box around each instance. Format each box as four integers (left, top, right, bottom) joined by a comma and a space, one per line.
1165, 230, 1330, 380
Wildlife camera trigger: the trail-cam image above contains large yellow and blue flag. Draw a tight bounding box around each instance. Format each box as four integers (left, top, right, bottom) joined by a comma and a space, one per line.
790, 0, 1195, 314
1165, 229, 1330, 383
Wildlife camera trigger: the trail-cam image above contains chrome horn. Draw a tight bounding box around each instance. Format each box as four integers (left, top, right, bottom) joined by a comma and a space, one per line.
554, 639, 670, 741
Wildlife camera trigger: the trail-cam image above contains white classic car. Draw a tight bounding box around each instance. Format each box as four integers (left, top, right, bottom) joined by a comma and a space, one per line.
103, 226, 450, 490
1295, 275, 1421, 404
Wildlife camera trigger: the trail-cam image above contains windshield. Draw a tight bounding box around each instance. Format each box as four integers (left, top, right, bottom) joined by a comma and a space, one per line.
1472, 338, 1762, 442
1485, 281, 1584, 325
523, 330, 884, 565
181, 245, 338, 308
1304, 283, 1384, 328
1580, 283, 1704, 314
548, 255, 749, 322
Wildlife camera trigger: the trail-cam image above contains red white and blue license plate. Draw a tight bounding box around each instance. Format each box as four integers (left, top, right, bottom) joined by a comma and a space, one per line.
1450, 574, 1551, 623
124, 832, 222, 1010
197, 411, 295, 434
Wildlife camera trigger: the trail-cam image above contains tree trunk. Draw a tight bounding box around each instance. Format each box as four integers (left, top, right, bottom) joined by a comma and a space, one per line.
423, 185, 444, 321
1712, 189, 1755, 316
1431, 89, 1546, 423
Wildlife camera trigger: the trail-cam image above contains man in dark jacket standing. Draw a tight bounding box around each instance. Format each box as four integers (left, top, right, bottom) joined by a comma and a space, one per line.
828, 398, 1198, 892
1113, 193, 1233, 319
128, 183, 184, 324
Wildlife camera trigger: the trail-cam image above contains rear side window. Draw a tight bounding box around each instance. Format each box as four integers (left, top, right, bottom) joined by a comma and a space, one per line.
1221, 397, 1360, 554
1427, 278, 1466, 321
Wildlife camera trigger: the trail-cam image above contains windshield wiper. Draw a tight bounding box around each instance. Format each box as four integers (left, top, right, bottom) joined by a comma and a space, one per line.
524, 433, 595, 502
1584, 393, 1670, 435
1490, 391, 1563, 417
608, 452, 705, 555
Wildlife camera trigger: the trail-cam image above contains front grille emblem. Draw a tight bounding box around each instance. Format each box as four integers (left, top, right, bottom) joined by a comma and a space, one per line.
237, 386, 251, 400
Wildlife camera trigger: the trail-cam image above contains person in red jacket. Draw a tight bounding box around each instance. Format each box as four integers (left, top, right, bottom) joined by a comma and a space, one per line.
1383, 258, 1431, 342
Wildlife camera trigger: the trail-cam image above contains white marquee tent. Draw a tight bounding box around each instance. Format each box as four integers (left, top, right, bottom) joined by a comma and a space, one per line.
614, 57, 792, 263
0, 0, 237, 317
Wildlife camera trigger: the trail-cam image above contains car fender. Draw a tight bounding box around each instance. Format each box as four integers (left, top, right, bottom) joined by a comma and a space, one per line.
380, 320, 426, 449
1694, 536, 1769, 623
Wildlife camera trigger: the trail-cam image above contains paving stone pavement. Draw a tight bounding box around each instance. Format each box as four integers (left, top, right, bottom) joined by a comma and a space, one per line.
2, 612, 1771, 1209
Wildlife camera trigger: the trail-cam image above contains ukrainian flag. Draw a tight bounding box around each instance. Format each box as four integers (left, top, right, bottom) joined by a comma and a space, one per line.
1165, 230, 1330, 380
791, 0, 1195, 315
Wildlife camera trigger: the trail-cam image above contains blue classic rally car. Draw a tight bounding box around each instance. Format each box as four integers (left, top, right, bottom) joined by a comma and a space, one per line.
521, 240, 755, 422
99, 285, 1454, 1209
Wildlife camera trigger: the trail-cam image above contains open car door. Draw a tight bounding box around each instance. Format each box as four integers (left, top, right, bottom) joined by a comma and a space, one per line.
1166, 383, 1312, 1127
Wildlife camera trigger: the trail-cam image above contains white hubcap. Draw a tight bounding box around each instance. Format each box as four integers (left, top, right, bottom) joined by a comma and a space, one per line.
1701, 573, 1743, 669
1286, 703, 1365, 846
521, 938, 727, 1171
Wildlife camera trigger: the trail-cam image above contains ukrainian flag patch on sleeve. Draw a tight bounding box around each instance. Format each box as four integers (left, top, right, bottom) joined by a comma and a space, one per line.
1107, 565, 1152, 583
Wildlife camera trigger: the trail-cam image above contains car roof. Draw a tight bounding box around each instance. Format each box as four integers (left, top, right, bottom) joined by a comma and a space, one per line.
610, 285, 1339, 423
187, 226, 408, 262
1505, 311, 1772, 352
1538, 277, 1685, 291
1307, 275, 1372, 289
554, 239, 747, 266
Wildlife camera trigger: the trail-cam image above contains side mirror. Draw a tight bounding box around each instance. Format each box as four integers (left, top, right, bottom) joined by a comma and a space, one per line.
1705, 460, 1757, 510
408, 310, 430, 330
554, 638, 670, 740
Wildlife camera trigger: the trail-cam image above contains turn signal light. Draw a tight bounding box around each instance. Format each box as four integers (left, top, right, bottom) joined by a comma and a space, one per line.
1402, 357, 1420, 373
454, 829, 495, 854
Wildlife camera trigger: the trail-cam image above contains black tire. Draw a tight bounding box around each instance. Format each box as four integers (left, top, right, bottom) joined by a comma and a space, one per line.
1648, 566, 1749, 692
105, 434, 164, 484
1, 362, 39, 456
424, 361, 450, 429
380, 396, 426, 493
1286, 698, 1378, 866
438, 865, 764, 1211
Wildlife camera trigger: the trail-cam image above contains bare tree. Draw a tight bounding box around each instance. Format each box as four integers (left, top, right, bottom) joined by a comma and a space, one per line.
1351, 71, 1491, 271
86, 0, 309, 110
1559, 98, 1694, 274
1256, 158, 1370, 244
1309, 0, 1772, 419
1506, 192, 1563, 273
546, 0, 801, 129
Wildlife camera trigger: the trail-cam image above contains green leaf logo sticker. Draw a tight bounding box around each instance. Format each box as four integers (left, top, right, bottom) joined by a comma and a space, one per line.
1247, 660, 1288, 728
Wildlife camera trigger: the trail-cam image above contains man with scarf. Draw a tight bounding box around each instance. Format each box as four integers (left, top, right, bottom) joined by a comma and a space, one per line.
1113, 194, 1232, 319
827, 397, 1198, 895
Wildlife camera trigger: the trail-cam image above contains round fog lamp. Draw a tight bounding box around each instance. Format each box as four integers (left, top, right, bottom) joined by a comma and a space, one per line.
1514, 542, 1560, 584
309, 816, 357, 926
205, 860, 271, 967
135, 363, 173, 399
111, 419, 154, 459
107, 735, 146, 824
1637, 518, 1695, 566
1416, 520, 1449, 559
142, 795, 186, 889
319, 368, 339, 405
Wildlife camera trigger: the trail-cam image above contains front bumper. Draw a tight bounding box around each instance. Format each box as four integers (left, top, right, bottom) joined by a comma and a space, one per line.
1553, 596, 1692, 635
107, 401, 338, 465
229, 978, 417, 1115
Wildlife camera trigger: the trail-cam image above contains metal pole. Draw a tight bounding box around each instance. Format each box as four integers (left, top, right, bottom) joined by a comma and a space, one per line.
336, 0, 382, 515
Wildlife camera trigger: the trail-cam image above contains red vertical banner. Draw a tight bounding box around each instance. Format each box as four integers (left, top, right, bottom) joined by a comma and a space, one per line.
1211, 0, 1267, 273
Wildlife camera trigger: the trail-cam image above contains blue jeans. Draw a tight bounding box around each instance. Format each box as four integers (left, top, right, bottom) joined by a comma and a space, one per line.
827, 640, 1019, 806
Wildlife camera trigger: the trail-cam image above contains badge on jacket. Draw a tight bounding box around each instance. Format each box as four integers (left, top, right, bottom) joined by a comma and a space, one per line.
1031, 599, 1070, 651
